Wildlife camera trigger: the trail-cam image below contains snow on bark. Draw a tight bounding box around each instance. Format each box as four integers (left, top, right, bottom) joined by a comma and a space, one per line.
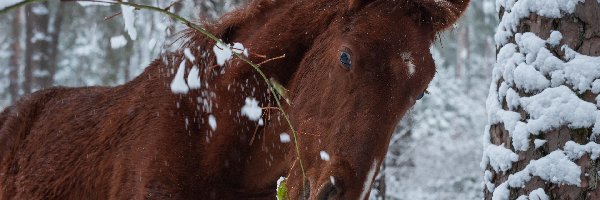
486, 0, 600, 199
495, 0, 583, 46
492, 151, 581, 199
563, 141, 600, 160
481, 144, 519, 172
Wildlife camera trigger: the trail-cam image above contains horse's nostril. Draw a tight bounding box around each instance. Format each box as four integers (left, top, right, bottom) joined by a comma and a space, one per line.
316, 178, 341, 200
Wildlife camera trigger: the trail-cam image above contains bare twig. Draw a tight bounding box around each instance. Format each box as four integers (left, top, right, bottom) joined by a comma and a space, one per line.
103, 11, 122, 21
258, 54, 286, 66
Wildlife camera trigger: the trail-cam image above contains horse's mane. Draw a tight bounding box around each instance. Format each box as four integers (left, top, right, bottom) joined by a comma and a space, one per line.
181, 0, 277, 51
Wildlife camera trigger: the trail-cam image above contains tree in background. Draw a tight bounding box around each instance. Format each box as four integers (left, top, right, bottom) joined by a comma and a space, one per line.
8, 8, 20, 103
23, 2, 62, 93
483, 0, 600, 199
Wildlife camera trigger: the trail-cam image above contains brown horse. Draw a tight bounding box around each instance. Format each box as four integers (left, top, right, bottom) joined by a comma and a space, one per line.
0, 0, 469, 199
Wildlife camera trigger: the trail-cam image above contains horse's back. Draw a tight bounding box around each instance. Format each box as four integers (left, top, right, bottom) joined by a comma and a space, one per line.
0, 86, 124, 199
0, 66, 206, 199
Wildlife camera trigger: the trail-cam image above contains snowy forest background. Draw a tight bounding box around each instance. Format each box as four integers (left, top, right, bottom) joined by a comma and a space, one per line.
0, 0, 497, 199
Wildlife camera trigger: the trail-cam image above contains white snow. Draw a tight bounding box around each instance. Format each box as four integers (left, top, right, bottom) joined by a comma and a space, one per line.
559, 46, 600, 93
563, 141, 600, 160
484, 170, 495, 192
511, 86, 597, 151
495, 0, 583, 46
208, 114, 217, 131
110, 35, 127, 49
213, 42, 233, 66
184, 48, 196, 62
533, 139, 546, 149
319, 151, 330, 161
505, 88, 520, 110
279, 133, 291, 143
212, 42, 248, 66
513, 63, 549, 92
492, 182, 510, 200
121, 1, 137, 40
481, 144, 519, 172
492, 150, 580, 199
518, 150, 580, 186
232, 42, 249, 57
0, 0, 23, 10
528, 188, 549, 200
516, 195, 528, 200
187, 66, 201, 89
170, 60, 189, 94
546, 31, 562, 46
241, 97, 262, 121
591, 79, 600, 94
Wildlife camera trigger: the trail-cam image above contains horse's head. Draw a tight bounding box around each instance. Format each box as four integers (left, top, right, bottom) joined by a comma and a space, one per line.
280, 0, 470, 199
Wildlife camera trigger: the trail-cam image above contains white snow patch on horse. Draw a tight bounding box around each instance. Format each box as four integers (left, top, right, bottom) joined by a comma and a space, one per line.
241, 97, 262, 121
170, 60, 189, 94
208, 115, 217, 131
187, 66, 201, 89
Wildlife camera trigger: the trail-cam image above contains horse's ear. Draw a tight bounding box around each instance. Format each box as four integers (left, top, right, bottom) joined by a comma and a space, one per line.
411, 0, 470, 32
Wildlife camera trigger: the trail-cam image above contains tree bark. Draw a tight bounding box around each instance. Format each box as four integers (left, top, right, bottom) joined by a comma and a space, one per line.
485, 0, 600, 199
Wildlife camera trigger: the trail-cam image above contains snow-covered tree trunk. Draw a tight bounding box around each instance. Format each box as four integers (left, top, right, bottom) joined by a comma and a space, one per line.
483, 0, 600, 199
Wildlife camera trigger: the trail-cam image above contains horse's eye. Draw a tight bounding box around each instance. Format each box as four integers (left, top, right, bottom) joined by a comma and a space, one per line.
416, 90, 429, 100
339, 51, 352, 70
416, 92, 425, 100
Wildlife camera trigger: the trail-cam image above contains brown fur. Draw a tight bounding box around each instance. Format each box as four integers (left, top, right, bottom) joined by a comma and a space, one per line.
0, 0, 469, 199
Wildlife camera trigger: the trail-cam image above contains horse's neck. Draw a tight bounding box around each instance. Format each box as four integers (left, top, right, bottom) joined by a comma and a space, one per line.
164, 0, 338, 192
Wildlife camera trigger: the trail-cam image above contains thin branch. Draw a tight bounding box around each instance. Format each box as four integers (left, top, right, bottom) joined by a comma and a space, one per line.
103, 11, 122, 21
258, 54, 286, 66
